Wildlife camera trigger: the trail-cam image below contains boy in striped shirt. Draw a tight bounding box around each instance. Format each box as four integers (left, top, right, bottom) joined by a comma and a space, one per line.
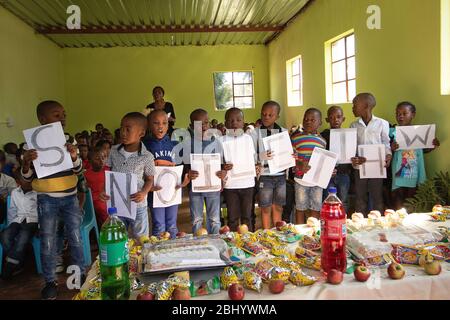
291, 108, 326, 224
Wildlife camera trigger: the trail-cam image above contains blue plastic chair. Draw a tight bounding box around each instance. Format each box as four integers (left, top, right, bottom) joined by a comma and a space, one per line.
0, 196, 9, 274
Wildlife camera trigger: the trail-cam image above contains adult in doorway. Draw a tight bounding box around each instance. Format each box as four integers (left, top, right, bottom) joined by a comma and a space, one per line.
146, 86, 176, 136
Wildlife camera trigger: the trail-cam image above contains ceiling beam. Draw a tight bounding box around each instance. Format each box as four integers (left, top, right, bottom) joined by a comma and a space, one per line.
37, 25, 283, 35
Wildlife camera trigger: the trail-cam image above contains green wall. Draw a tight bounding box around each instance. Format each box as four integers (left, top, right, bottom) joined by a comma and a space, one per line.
63, 45, 269, 134
0, 7, 65, 145
268, 0, 450, 174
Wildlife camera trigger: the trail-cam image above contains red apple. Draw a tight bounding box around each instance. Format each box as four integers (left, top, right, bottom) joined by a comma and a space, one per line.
424, 260, 441, 276
327, 269, 343, 285
195, 228, 208, 237
268, 279, 285, 294
275, 221, 287, 231
228, 283, 245, 300
172, 287, 191, 300
176, 231, 187, 238
238, 224, 249, 234
136, 291, 155, 300
387, 262, 405, 280
353, 265, 371, 282
220, 225, 231, 234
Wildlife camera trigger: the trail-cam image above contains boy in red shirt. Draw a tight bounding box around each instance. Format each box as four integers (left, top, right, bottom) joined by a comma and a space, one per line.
84, 146, 109, 227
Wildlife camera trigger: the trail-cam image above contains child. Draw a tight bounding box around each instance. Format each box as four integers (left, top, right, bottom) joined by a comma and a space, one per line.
0, 150, 18, 193
0, 172, 38, 280
3, 143, 19, 176
251, 101, 288, 229
84, 146, 110, 227
291, 108, 327, 224
95, 139, 112, 159
144, 110, 189, 238
184, 109, 224, 235
21, 100, 85, 300
103, 112, 157, 239
350, 93, 392, 214
390, 101, 440, 209
321, 106, 352, 212
78, 144, 90, 169
220, 108, 258, 232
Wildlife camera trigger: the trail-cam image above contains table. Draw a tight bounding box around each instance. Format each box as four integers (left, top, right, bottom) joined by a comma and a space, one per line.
79, 214, 450, 300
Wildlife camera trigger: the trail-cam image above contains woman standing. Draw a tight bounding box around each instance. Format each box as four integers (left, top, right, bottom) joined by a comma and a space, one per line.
146, 86, 176, 135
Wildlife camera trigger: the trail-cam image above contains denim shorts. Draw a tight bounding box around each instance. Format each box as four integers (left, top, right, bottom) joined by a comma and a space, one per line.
295, 183, 323, 212
258, 175, 286, 208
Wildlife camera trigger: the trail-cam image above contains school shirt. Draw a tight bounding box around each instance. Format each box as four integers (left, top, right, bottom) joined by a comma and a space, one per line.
0, 173, 17, 191
291, 130, 327, 186
7, 187, 38, 225
84, 165, 110, 222
143, 134, 178, 163
107, 143, 156, 208
220, 133, 256, 189
250, 123, 287, 177
350, 115, 392, 158
389, 128, 426, 190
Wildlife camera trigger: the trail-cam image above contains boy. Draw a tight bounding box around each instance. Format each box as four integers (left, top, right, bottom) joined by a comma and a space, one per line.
3, 143, 19, 176
0, 172, 38, 280
350, 93, 392, 214
291, 108, 327, 224
84, 146, 110, 227
144, 110, 189, 238
220, 108, 258, 232
78, 144, 90, 169
184, 109, 224, 235
321, 106, 352, 212
251, 101, 288, 229
103, 112, 157, 239
21, 100, 85, 300
0, 150, 18, 194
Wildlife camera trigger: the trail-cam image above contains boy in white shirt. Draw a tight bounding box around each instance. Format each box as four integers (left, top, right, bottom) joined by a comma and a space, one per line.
350, 93, 392, 214
0, 173, 38, 280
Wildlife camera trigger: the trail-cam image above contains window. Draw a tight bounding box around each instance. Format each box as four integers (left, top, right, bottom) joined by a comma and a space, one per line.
441, 0, 450, 95
286, 55, 303, 106
213, 71, 254, 110
325, 31, 356, 104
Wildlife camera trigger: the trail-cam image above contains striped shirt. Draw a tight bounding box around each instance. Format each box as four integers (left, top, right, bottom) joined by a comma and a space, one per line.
291, 131, 326, 178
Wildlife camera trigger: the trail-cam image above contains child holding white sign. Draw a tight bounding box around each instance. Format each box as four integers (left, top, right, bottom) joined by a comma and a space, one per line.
21, 100, 85, 300
291, 108, 327, 224
389, 101, 440, 209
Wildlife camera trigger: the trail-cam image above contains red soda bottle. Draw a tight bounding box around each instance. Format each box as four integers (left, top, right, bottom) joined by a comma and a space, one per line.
320, 187, 347, 273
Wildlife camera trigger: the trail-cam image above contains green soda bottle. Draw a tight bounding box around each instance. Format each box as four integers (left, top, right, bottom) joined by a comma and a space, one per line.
99, 207, 130, 300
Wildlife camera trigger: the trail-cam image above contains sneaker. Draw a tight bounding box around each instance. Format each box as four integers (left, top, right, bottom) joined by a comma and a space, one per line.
41, 281, 58, 300
56, 255, 64, 273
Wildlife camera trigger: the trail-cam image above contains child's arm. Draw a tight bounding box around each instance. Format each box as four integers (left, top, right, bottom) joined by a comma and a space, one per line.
130, 175, 160, 203
424, 138, 440, 154
21, 149, 38, 179
176, 173, 191, 189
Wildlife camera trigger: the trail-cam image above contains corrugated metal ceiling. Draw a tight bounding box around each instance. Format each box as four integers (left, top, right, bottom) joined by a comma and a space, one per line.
0, 0, 311, 47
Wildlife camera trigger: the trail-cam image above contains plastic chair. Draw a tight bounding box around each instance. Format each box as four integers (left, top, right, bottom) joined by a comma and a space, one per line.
0, 195, 10, 274
80, 188, 100, 266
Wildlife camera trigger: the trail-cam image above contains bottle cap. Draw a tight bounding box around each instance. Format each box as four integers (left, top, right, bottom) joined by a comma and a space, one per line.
328, 187, 337, 194
108, 207, 117, 215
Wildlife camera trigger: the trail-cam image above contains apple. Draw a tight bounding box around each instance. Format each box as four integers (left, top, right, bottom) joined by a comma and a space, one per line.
176, 231, 187, 238
228, 283, 245, 300
275, 221, 287, 231
353, 266, 371, 282
327, 269, 343, 285
238, 224, 249, 234
195, 228, 208, 237
136, 291, 155, 300
172, 287, 191, 300
268, 279, 285, 294
424, 260, 442, 276
219, 225, 231, 234
387, 262, 405, 280
160, 231, 171, 240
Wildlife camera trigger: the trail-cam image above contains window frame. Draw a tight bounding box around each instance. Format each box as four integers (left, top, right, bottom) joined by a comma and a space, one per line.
286, 55, 303, 107
212, 71, 255, 110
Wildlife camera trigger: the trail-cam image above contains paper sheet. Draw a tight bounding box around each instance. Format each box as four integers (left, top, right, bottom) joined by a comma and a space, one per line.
105, 171, 138, 220
190, 154, 222, 193
222, 137, 256, 183
153, 166, 183, 208
330, 128, 357, 164
396, 125, 436, 150
358, 144, 387, 179
302, 148, 338, 188
262, 131, 296, 174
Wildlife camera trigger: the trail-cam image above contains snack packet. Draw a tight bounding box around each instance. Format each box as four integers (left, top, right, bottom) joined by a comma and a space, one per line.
220, 267, 240, 289
243, 271, 263, 293
289, 270, 317, 286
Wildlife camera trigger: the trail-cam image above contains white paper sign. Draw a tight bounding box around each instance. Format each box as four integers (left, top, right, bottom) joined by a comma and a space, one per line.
153, 166, 183, 208
222, 137, 256, 184
358, 145, 386, 179
262, 131, 296, 174
330, 128, 357, 164
190, 154, 222, 193
396, 125, 436, 150
23, 122, 73, 178
105, 171, 138, 220
302, 148, 338, 188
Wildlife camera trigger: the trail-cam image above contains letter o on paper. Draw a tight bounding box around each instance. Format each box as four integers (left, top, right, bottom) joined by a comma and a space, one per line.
155, 169, 178, 204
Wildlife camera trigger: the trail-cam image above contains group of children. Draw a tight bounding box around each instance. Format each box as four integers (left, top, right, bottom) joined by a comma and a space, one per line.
0, 92, 439, 299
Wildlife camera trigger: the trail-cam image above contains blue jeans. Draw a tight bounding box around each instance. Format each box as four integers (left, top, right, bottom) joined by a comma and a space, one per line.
37, 194, 85, 283
0, 221, 38, 266
324, 173, 351, 213
189, 191, 221, 235
151, 205, 178, 238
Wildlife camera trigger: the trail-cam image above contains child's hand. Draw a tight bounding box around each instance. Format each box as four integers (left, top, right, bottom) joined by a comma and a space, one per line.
255, 163, 262, 176
176, 173, 190, 189
130, 191, 147, 203
188, 170, 199, 180
23, 149, 38, 165
154, 159, 175, 166
259, 150, 273, 161
223, 163, 233, 171
432, 138, 440, 149
151, 185, 162, 192
391, 141, 399, 152
99, 191, 111, 202
385, 154, 392, 168
351, 157, 366, 166
216, 170, 228, 181
66, 143, 78, 161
